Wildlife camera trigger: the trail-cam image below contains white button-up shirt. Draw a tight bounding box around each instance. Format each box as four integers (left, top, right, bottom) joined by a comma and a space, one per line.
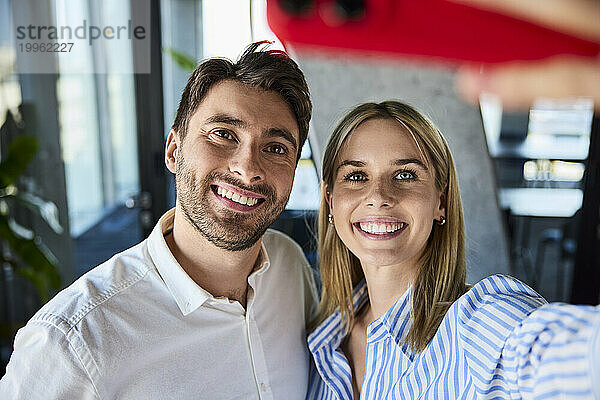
1, 208, 318, 399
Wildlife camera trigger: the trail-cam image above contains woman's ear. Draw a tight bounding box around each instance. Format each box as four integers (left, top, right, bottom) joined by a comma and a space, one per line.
324, 183, 334, 213
437, 189, 447, 220
165, 129, 179, 174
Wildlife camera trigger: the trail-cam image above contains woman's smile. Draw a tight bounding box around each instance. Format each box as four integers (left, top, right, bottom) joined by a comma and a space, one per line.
352, 217, 408, 240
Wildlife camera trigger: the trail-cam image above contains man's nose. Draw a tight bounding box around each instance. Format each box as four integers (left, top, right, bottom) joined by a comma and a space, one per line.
229, 144, 264, 183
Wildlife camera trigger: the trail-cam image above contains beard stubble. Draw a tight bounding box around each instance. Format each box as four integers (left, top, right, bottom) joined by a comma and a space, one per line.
175, 154, 288, 251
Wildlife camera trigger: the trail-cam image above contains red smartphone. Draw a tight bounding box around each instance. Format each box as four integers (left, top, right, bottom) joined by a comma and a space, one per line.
267, 0, 600, 64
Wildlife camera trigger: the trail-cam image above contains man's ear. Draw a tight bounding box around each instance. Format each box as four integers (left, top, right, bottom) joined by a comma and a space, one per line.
165, 129, 179, 174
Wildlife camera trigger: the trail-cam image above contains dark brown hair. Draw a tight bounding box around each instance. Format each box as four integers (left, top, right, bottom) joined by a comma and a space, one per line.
172, 41, 312, 160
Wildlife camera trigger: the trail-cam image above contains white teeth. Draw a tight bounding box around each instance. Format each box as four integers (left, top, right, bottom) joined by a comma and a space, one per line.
359, 222, 404, 234
215, 186, 259, 206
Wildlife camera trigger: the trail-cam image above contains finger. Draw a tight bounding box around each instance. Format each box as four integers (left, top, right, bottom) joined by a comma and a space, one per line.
455, 56, 600, 110
449, 0, 600, 43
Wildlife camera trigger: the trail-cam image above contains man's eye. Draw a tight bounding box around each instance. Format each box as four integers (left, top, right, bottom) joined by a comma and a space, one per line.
343, 172, 367, 182
265, 144, 287, 155
395, 169, 417, 180
211, 129, 236, 141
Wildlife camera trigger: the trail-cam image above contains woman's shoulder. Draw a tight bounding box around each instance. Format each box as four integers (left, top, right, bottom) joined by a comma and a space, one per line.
465, 273, 543, 300
456, 274, 546, 318
439, 275, 546, 384
451, 274, 547, 342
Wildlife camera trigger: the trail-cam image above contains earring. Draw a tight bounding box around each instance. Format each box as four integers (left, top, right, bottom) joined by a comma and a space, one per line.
437, 216, 446, 226
328, 214, 334, 224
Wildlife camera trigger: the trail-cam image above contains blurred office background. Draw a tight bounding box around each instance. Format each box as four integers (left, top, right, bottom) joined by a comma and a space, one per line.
0, 0, 598, 374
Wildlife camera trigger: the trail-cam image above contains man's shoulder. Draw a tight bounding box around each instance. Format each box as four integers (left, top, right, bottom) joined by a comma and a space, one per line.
263, 228, 308, 262
29, 240, 155, 335
262, 229, 318, 320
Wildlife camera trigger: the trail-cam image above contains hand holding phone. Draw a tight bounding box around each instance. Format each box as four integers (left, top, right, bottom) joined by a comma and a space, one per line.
452, 0, 600, 109
267, 0, 600, 64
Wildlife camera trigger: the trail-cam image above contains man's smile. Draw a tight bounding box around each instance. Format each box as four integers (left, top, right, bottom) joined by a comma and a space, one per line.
211, 183, 266, 211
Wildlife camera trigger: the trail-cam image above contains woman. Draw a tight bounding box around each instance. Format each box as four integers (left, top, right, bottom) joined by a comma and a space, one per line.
307, 101, 600, 399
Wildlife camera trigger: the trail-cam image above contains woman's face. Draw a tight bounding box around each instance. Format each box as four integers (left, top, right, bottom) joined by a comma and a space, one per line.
328, 118, 445, 269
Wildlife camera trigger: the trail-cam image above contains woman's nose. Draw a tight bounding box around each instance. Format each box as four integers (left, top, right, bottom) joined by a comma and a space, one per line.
365, 179, 395, 208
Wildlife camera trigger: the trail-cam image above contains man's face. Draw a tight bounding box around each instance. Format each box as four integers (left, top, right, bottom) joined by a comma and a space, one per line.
169, 80, 300, 251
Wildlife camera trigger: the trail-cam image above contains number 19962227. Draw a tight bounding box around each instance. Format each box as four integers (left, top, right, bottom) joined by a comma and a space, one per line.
18, 42, 74, 52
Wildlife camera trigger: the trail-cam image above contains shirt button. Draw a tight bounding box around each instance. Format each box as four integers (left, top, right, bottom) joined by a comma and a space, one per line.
260, 383, 268, 391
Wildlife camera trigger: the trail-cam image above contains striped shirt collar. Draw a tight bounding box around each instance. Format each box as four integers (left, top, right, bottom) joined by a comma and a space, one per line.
308, 279, 414, 354
370, 284, 413, 347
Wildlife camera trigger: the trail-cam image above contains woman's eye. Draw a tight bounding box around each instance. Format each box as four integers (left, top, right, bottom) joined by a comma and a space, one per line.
344, 172, 367, 182
265, 144, 287, 155
395, 170, 416, 180
211, 129, 236, 141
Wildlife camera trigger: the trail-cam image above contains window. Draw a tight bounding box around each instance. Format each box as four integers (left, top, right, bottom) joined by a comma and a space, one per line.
0, 0, 21, 125
481, 95, 594, 300
54, 0, 140, 236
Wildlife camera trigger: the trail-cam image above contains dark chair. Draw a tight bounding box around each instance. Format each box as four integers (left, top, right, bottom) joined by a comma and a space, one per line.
534, 210, 580, 300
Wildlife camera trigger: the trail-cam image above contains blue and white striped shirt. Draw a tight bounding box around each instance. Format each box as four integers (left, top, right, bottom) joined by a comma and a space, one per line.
307, 274, 600, 399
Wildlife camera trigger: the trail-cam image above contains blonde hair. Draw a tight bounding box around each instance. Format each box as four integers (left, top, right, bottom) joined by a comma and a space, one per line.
312, 101, 467, 352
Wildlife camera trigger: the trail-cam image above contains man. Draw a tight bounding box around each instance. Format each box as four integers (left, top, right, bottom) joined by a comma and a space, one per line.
0, 41, 317, 399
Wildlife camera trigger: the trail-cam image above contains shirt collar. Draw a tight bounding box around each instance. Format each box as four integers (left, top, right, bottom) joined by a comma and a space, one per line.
370, 285, 413, 347
249, 242, 271, 278
147, 208, 270, 316
308, 280, 414, 352
308, 279, 369, 353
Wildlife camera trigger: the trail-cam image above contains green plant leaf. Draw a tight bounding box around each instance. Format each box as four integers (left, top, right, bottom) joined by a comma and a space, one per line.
15, 266, 50, 303
0, 136, 38, 188
163, 47, 196, 71
10, 191, 63, 234
0, 215, 61, 302
8, 217, 34, 239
